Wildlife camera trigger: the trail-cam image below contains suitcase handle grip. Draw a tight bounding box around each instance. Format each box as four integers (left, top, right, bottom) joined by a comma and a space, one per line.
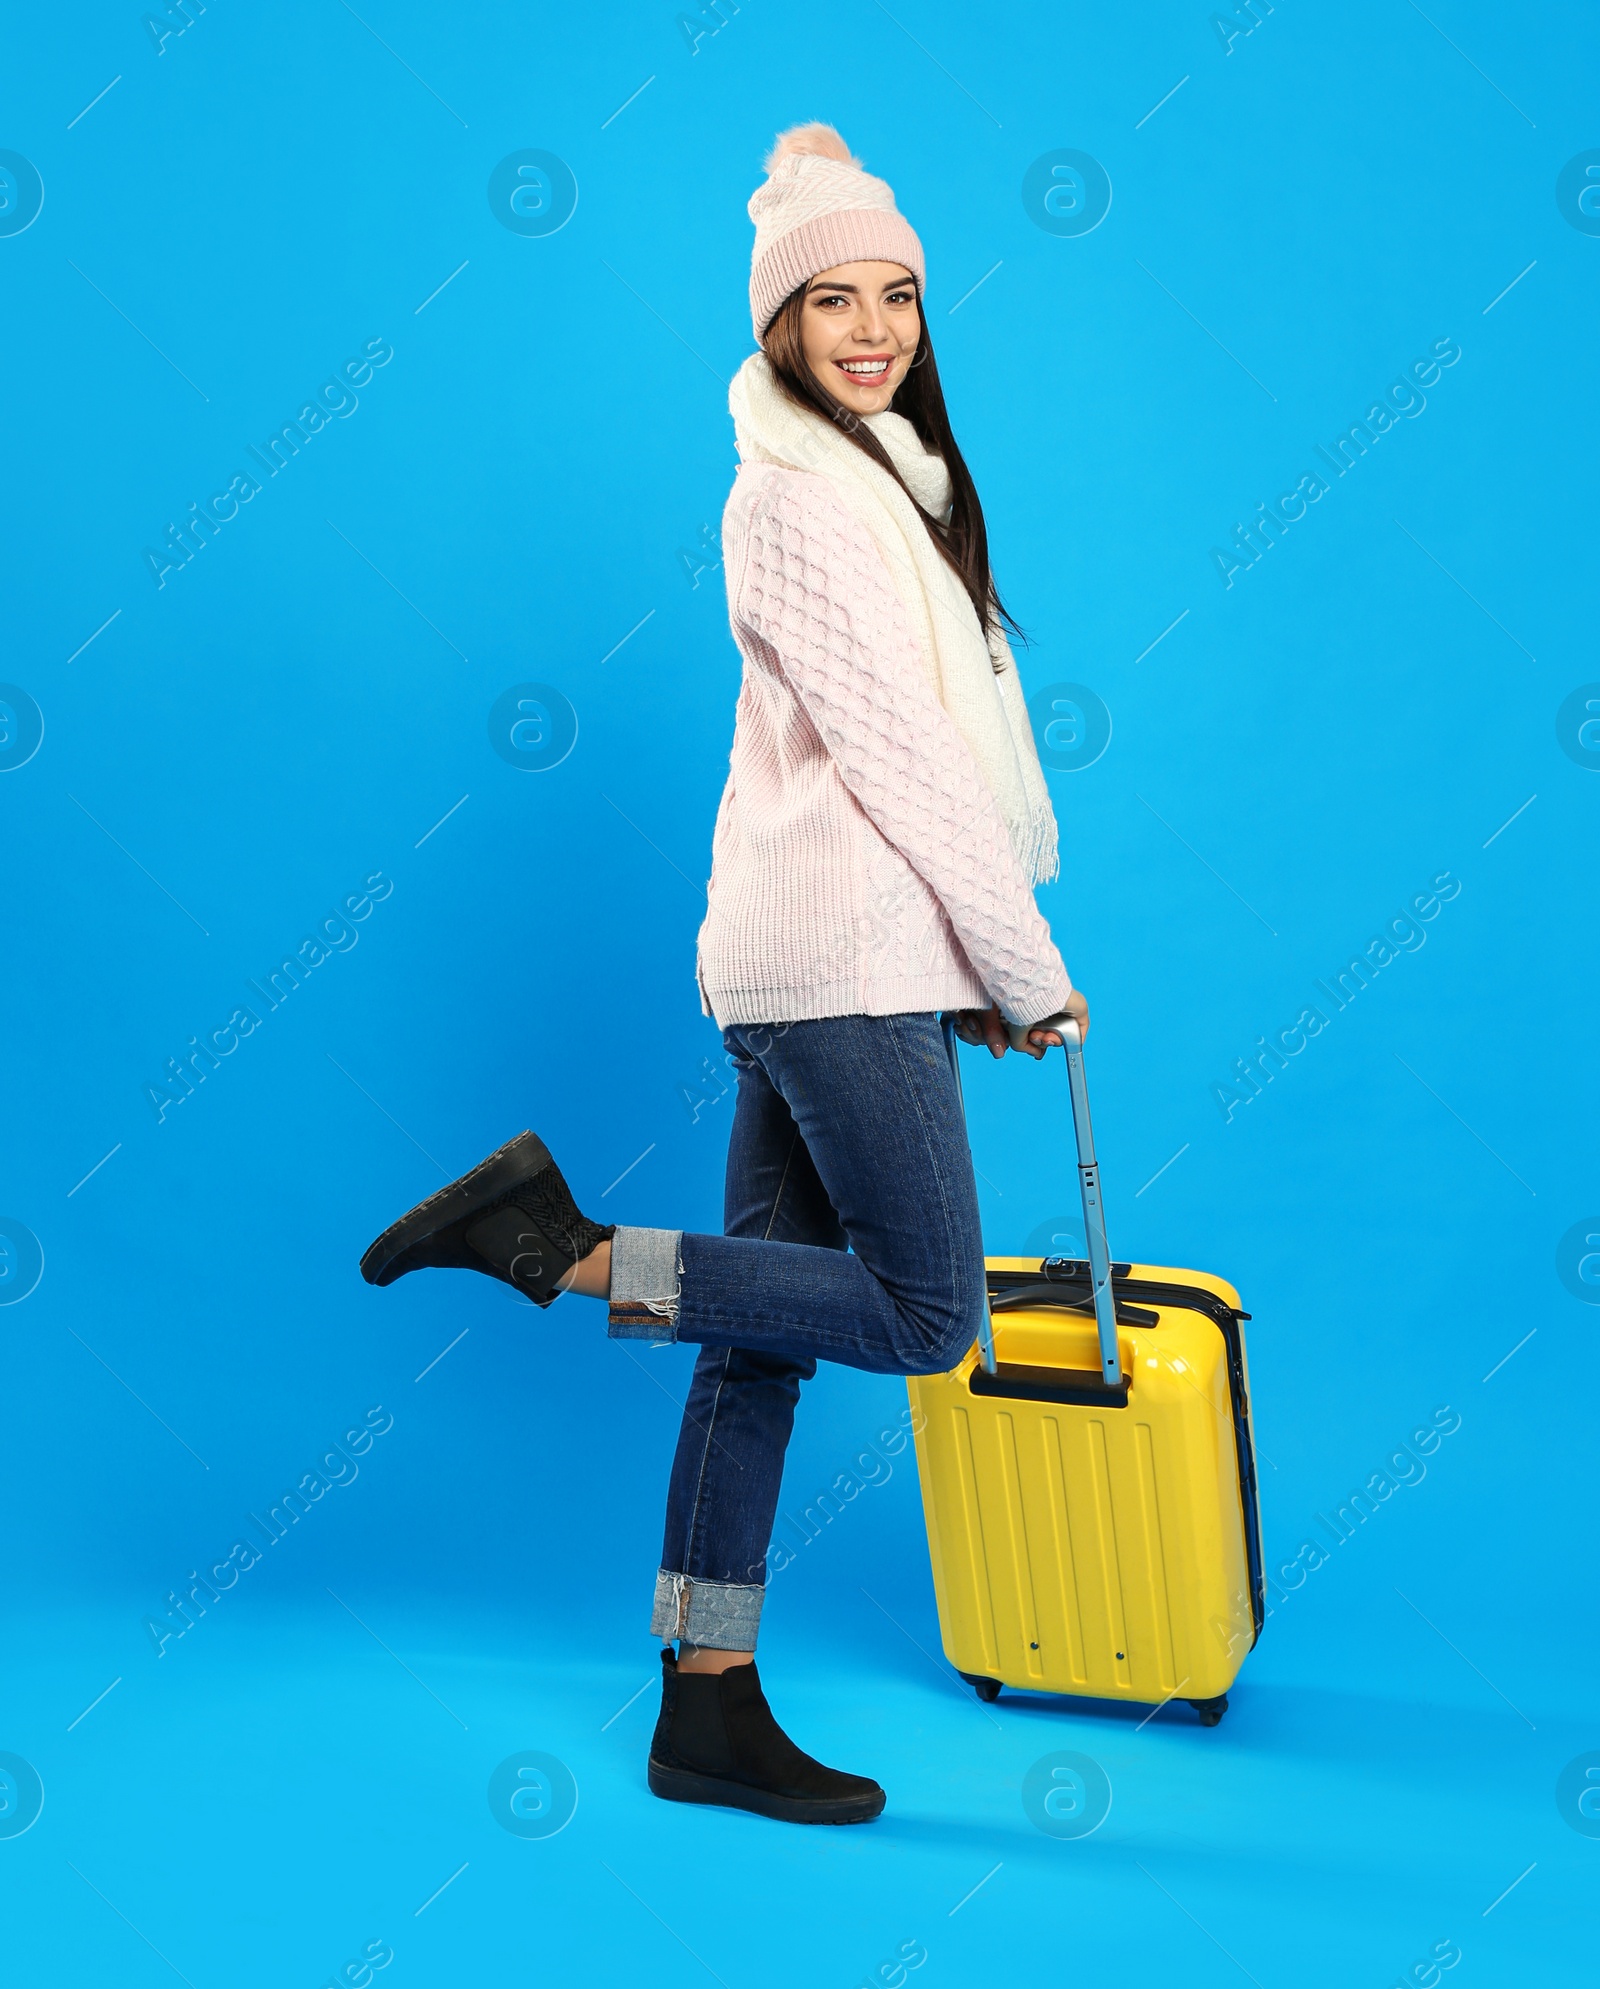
1004, 1012, 1082, 1052
942, 1012, 1124, 1389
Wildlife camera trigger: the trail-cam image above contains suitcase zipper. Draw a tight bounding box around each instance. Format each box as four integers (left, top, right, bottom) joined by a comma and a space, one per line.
986, 1261, 1250, 1328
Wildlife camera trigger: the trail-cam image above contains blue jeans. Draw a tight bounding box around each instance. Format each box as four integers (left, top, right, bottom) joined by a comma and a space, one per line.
606, 1013, 985, 1652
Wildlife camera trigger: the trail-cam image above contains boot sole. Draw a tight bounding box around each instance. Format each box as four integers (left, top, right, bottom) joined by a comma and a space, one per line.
359, 1130, 551, 1286
647, 1758, 885, 1825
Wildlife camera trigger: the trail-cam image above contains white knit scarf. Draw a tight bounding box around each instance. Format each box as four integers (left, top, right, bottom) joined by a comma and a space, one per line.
728, 351, 1059, 884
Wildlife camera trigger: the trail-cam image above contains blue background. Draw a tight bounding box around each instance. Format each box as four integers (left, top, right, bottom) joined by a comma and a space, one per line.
2, 1, 1596, 1981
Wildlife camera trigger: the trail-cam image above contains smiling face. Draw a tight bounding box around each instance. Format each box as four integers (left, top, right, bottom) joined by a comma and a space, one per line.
794, 260, 921, 415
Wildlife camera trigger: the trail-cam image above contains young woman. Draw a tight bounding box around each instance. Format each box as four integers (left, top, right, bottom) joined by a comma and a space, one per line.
360, 124, 1083, 1826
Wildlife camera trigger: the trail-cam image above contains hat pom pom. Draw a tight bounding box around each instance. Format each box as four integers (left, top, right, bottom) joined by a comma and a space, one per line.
764, 122, 860, 174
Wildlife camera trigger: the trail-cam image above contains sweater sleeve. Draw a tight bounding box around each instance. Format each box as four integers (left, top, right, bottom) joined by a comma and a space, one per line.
734, 470, 1072, 1026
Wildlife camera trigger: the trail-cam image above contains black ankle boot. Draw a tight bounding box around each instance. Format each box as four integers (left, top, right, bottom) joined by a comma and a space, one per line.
358, 1130, 614, 1307
647, 1647, 885, 1825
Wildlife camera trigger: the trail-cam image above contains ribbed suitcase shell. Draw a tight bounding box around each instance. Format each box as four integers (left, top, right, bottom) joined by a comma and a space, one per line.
907, 1255, 1261, 1708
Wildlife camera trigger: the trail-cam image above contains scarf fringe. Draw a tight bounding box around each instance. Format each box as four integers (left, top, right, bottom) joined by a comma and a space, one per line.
1014, 813, 1060, 888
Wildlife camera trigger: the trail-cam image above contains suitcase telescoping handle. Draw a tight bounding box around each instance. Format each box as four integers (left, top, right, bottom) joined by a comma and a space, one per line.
942, 1011, 1123, 1390
1010, 1014, 1124, 1391
939, 1016, 1000, 1376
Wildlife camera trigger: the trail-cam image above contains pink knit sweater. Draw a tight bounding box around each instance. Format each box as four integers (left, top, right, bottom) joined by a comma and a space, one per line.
695, 464, 1072, 1030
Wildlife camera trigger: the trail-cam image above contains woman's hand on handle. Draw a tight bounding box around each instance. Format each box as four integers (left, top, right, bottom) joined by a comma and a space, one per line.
1016, 988, 1089, 1059
949, 991, 1089, 1062
950, 1002, 1011, 1060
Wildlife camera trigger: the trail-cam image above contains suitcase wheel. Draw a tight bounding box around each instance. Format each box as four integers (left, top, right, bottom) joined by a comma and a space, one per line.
1189, 1695, 1229, 1727
959, 1672, 1002, 1703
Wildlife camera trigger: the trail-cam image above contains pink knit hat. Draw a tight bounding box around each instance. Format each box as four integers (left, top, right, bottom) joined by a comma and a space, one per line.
747, 124, 926, 340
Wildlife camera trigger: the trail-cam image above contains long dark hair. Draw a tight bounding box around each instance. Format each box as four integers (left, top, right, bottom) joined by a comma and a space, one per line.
761, 282, 1025, 660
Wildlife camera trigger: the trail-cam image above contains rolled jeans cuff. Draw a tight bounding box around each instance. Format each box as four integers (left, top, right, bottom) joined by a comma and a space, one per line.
650, 1569, 764, 1651
608, 1226, 683, 1342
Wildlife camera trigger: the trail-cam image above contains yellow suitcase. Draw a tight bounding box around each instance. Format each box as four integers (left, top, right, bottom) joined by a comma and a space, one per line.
907, 1021, 1262, 1726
